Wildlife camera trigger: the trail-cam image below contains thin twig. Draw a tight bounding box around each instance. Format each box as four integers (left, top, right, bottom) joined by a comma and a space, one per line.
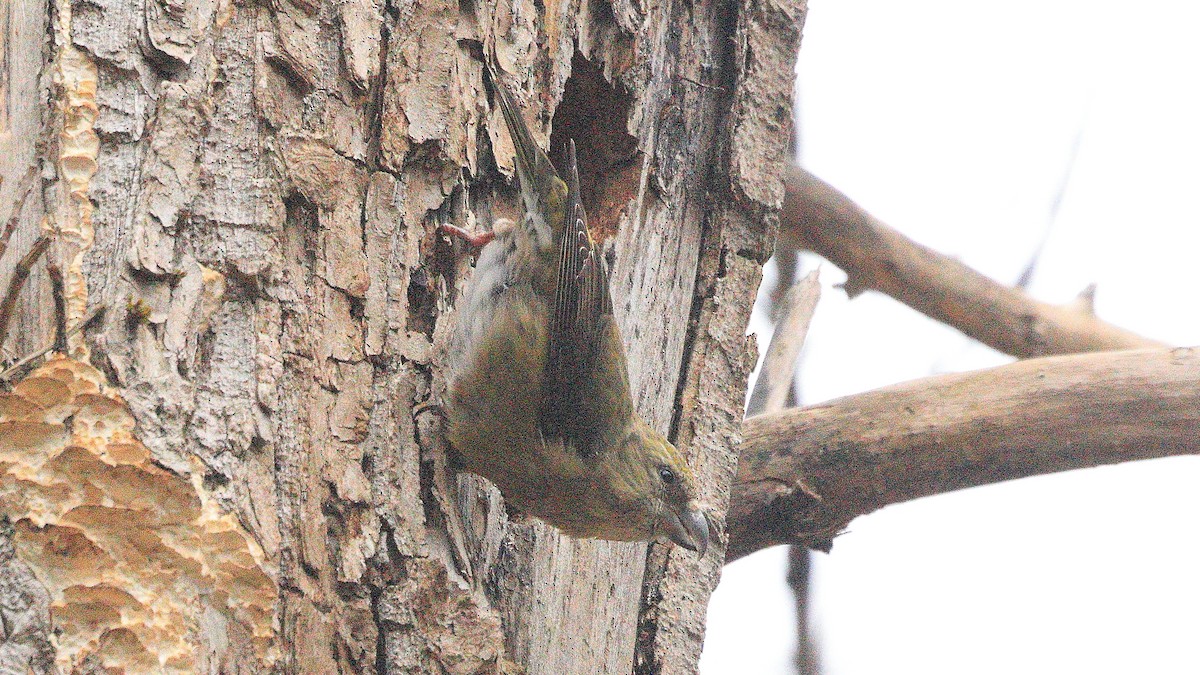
1015, 108, 1088, 290
678, 75, 727, 92
47, 263, 68, 353
0, 166, 39, 266
0, 234, 51, 351
0, 303, 105, 383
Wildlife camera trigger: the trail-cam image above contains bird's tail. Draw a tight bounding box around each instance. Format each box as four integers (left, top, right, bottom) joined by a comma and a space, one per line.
486, 60, 566, 235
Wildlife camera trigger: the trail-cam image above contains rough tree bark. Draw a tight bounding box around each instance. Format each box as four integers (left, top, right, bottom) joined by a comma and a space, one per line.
0, 0, 803, 673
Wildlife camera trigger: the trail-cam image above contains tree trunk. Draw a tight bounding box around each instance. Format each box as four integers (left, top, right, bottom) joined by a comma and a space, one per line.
0, 0, 803, 672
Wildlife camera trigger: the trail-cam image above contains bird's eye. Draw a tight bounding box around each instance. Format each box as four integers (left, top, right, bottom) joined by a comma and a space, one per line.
658, 466, 676, 485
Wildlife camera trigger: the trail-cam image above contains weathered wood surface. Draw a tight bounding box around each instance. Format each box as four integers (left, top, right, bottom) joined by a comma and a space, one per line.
1, 0, 803, 672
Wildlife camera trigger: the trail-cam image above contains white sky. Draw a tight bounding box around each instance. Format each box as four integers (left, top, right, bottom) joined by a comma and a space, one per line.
702, 1, 1200, 673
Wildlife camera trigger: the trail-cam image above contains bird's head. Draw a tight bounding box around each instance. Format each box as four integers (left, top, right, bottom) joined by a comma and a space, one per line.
603, 418, 710, 556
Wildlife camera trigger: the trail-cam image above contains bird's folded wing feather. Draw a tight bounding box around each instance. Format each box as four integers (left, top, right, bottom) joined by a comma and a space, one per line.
539, 140, 630, 458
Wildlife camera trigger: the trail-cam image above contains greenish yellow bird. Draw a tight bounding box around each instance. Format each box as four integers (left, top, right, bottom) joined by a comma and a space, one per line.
444, 67, 710, 555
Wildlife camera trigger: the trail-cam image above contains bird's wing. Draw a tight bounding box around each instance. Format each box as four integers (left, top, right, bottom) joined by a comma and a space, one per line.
539, 140, 630, 458
553, 140, 612, 352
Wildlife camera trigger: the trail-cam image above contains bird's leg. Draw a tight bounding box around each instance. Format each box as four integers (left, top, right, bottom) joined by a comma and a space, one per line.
440, 218, 518, 250
440, 222, 496, 248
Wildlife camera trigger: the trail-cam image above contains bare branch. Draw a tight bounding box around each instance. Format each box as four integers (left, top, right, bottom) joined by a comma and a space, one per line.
746, 269, 821, 416
726, 347, 1200, 562
781, 165, 1163, 357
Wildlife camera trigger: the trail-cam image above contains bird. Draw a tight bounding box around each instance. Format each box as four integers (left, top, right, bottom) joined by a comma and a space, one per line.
443, 65, 710, 555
